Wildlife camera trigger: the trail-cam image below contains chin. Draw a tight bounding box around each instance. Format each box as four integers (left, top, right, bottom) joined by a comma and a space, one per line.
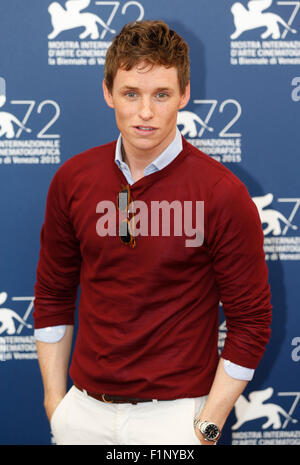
137, 141, 161, 153
132, 137, 159, 150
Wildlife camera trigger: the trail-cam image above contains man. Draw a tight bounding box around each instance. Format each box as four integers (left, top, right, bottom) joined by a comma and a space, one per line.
33, 20, 272, 446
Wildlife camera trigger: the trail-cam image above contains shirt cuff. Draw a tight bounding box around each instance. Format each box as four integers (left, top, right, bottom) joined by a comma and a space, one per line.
223, 359, 255, 381
34, 325, 66, 343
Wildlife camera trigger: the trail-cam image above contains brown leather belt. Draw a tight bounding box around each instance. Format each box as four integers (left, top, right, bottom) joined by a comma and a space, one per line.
74, 384, 153, 405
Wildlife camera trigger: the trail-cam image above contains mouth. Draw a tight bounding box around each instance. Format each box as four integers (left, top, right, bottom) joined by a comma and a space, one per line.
133, 125, 158, 134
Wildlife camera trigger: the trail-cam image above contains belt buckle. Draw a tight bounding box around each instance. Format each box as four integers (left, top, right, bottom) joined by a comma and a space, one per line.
102, 393, 113, 403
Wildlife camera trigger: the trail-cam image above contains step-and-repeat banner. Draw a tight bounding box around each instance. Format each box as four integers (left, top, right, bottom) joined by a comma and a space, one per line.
0, 0, 299, 446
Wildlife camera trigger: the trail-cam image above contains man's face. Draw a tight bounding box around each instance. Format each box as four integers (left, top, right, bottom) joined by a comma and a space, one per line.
103, 63, 190, 160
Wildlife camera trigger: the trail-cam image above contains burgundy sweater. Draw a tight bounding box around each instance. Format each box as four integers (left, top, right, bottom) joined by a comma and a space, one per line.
33, 137, 272, 399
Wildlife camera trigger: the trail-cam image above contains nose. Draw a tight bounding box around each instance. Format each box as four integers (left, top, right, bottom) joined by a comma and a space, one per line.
138, 96, 154, 121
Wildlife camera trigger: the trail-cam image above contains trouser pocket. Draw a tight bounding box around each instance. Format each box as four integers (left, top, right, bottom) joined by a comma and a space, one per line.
50, 386, 74, 445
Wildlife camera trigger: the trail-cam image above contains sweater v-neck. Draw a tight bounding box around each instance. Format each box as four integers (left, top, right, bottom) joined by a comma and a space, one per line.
112, 136, 192, 191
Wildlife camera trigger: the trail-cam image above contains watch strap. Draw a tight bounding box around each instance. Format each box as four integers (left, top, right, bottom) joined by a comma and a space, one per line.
194, 419, 220, 443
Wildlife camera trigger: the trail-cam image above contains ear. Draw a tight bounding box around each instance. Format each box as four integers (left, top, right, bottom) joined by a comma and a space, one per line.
102, 79, 114, 109
179, 81, 190, 110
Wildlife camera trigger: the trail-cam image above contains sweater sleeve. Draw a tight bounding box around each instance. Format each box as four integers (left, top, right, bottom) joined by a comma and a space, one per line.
33, 166, 81, 329
207, 176, 272, 369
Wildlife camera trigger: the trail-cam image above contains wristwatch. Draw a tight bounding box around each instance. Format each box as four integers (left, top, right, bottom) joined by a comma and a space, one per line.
194, 419, 221, 443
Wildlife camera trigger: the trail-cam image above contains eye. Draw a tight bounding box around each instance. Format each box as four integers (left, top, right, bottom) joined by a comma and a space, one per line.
156, 92, 169, 99
125, 91, 138, 98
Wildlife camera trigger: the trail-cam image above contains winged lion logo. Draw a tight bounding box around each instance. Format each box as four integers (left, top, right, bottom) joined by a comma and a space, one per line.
231, 0, 297, 39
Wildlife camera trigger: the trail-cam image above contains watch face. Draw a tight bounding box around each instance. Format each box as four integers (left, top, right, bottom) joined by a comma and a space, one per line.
204, 423, 219, 440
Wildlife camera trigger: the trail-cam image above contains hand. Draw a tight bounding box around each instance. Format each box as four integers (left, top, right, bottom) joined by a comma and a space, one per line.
194, 427, 216, 446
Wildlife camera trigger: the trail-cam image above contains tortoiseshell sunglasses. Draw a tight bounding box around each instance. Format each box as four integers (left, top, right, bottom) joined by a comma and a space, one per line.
117, 184, 136, 248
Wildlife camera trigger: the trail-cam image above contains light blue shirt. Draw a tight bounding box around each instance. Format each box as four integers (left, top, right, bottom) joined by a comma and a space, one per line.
114, 127, 183, 185
34, 128, 254, 382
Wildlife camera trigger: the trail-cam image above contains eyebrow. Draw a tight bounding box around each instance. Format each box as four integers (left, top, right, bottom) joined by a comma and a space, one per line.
119, 86, 174, 93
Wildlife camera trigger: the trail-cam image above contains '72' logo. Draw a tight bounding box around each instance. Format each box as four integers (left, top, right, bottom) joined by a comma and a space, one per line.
5, 100, 60, 139
95, 1, 144, 39
192, 99, 242, 138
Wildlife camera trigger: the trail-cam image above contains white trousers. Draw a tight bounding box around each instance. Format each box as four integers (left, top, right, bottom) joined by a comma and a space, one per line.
50, 385, 207, 445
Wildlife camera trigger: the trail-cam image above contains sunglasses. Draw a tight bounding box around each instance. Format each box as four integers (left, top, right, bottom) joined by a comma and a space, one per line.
117, 184, 136, 248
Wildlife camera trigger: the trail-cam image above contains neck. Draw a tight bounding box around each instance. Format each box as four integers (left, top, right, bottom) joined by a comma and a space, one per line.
122, 147, 146, 183
121, 143, 152, 173
121, 128, 177, 182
